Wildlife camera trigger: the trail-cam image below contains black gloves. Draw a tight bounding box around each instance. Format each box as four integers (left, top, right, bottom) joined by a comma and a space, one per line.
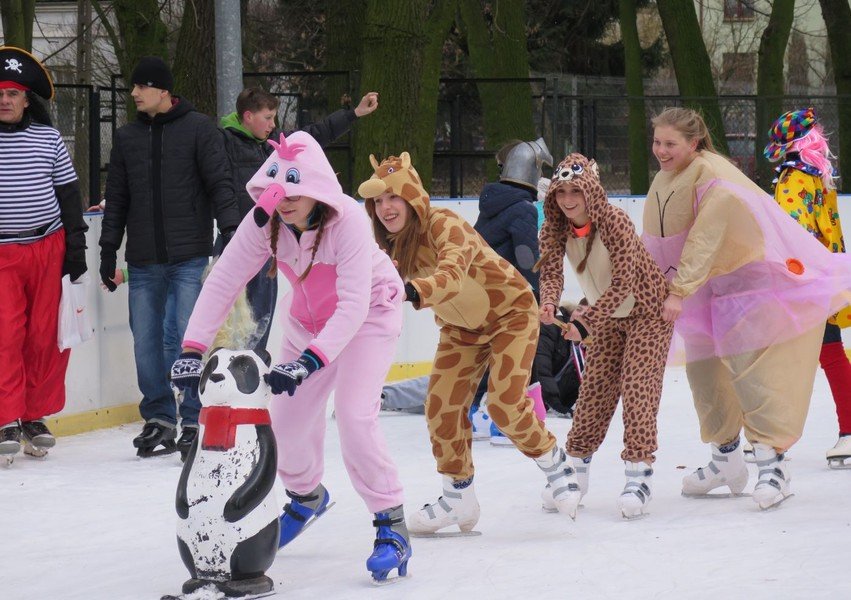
265, 349, 324, 396
100, 248, 117, 292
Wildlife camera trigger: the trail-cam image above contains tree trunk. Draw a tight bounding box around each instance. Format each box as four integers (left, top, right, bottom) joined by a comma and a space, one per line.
172, 0, 217, 116
355, 0, 428, 188
619, 0, 649, 194
411, 0, 459, 189
109, 0, 169, 83
755, 0, 795, 190
458, 0, 535, 182
0, 0, 35, 51
325, 0, 366, 192
818, 0, 851, 192
655, 0, 728, 154
74, 0, 93, 205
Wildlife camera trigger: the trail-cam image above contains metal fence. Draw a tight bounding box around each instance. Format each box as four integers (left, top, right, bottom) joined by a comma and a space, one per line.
47, 73, 844, 204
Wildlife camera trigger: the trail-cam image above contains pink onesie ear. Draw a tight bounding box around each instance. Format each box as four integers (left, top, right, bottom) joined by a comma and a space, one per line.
254, 183, 286, 227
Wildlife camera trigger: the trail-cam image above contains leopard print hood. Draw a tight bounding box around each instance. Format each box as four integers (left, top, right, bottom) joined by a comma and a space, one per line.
543, 152, 608, 233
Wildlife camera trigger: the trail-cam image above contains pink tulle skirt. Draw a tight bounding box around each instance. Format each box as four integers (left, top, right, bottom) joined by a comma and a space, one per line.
643, 178, 851, 363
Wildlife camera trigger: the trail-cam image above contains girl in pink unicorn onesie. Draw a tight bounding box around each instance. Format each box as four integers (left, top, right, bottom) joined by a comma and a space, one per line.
170, 131, 411, 584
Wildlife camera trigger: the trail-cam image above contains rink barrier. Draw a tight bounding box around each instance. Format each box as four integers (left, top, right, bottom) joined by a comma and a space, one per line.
56, 196, 851, 438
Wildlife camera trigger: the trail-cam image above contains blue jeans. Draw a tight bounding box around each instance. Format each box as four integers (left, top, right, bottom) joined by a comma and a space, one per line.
128, 257, 208, 427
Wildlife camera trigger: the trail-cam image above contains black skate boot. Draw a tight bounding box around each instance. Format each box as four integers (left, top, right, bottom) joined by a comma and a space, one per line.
20, 419, 55, 458
133, 422, 177, 458
0, 421, 22, 466
176, 426, 198, 462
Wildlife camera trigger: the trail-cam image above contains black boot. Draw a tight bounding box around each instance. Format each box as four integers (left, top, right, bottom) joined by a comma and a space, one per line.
176, 426, 198, 462
133, 422, 177, 457
20, 419, 56, 449
0, 421, 22, 462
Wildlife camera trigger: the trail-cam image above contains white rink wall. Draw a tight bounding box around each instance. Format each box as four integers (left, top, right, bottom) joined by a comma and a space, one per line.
64, 196, 851, 418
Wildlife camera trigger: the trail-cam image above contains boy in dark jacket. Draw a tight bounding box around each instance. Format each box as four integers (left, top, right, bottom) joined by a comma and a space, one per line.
534, 303, 586, 417
219, 88, 379, 351
100, 57, 241, 458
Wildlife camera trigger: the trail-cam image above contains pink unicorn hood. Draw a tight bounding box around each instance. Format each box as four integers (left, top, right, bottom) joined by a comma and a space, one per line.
247, 130, 350, 226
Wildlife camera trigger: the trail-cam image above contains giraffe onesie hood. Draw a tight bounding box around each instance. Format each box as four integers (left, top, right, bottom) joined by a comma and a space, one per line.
537, 153, 673, 463
359, 153, 557, 480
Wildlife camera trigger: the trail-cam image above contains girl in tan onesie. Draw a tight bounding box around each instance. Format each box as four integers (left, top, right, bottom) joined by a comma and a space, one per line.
537, 153, 673, 519
358, 152, 577, 535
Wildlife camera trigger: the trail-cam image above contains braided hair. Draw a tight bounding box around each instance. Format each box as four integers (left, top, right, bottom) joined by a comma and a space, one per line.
266, 204, 328, 281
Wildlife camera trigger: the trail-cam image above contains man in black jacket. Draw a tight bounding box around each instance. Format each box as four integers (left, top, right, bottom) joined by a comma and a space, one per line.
217, 87, 379, 351
0, 46, 88, 461
99, 56, 240, 458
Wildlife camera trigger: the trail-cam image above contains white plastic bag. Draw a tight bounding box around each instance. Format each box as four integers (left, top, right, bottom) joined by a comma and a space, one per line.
58, 273, 94, 351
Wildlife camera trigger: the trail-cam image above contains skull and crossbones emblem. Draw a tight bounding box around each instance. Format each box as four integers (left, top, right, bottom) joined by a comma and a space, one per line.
4, 58, 23, 74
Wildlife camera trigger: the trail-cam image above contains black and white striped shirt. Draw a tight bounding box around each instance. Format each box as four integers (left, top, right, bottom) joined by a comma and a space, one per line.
0, 122, 77, 244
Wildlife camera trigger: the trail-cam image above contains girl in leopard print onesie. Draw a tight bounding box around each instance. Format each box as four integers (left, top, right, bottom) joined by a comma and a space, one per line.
537, 153, 673, 519
358, 152, 578, 535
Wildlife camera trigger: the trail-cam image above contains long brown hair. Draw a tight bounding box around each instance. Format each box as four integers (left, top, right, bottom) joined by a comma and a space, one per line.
267, 204, 329, 282
367, 201, 421, 280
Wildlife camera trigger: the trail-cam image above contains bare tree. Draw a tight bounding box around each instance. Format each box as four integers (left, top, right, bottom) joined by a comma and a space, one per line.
620, 0, 649, 193
0, 0, 35, 50
818, 0, 851, 191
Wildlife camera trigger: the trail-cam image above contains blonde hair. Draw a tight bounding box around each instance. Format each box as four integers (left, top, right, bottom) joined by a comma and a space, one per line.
652, 107, 718, 153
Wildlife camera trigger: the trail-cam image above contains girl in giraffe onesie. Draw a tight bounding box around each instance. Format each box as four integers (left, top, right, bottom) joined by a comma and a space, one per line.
358, 152, 577, 535
537, 153, 674, 519
171, 131, 411, 583
643, 108, 851, 510
765, 108, 851, 468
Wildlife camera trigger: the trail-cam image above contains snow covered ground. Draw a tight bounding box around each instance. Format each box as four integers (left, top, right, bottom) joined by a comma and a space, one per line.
2, 367, 849, 600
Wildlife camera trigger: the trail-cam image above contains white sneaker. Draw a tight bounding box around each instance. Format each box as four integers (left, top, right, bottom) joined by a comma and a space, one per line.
535, 446, 581, 519
682, 440, 749, 497
618, 462, 653, 519
752, 444, 792, 510
541, 455, 591, 513
408, 476, 480, 535
826, 435, 851, 469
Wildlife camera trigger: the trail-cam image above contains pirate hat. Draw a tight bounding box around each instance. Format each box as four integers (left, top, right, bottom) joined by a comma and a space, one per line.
0, 46, 54, 100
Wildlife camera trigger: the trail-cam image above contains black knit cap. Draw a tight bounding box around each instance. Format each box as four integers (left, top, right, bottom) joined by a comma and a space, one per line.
130, 56, 174, 92
0, 46, 54, 99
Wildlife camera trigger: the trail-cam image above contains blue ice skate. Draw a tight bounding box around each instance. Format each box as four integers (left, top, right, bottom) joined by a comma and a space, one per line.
278, 483, 332, 549
366, 505, 412, 584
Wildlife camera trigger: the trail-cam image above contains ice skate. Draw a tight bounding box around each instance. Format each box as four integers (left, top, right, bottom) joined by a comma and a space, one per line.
176, 426, 198, 462
682, 439, 749, 498
541, 455, 590, 513
367, 504, 412, 584
742, 440, 755, 463
826, 435, 851, 469
535, 445, 582, 520
618, 462, 653, 520
133, 421, 177, 458
468, 403, 490, 441
752, 444, 793, 510
278, 483, 333, 549
20, 419, 55, 458
0, 421, 21, 466
408, 475, 481, 537
489, 421, 514, 447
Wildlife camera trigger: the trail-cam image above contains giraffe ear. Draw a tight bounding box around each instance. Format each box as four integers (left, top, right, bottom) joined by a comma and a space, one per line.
369, 154, 379, 170
401, 152, 411, 169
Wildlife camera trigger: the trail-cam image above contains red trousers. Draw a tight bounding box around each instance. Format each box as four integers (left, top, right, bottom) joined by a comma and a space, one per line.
0, 230, 69, 425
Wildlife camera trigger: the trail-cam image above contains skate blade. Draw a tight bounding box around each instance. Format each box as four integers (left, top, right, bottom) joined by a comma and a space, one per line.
409, 530, 482, 538
136, 445, 178, 458
23, 441, 48, 459
371, 574, 410, 586
2, 454, 15, 467
757, 493, 795, 511
489, 440, 515, 448
681, 491, 751, 499
621, 510, 649, 521
161, 591, 276, 600
827, 458, 851, 469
